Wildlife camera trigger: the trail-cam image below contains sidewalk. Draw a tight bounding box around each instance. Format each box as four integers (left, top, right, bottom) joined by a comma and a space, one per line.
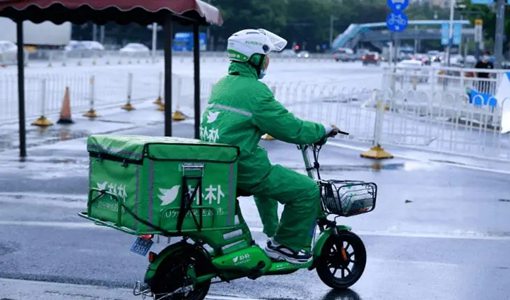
0, 278, 137, 300
1, 98, 509, 173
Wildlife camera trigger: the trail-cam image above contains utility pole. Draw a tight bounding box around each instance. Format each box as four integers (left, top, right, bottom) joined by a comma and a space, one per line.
152, 22, 157, 62
92, 24, 97, 41
100, 26, 105, 44
329, 15, 337, 50
446, 0, 455, 66
494, 0, 506, 68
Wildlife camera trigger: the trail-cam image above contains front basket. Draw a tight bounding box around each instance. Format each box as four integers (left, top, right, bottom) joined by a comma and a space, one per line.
320, 180, 377, 217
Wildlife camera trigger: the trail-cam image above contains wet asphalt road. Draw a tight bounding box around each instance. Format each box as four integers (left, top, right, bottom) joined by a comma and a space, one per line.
1, 122, 510, 300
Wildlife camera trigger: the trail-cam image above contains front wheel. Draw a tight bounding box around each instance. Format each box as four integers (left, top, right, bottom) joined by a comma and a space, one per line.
316, 231, 366, 290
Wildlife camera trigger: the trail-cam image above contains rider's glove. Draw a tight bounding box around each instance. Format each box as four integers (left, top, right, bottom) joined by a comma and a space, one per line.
325, 125, 340, 137
315, 125, 340, 146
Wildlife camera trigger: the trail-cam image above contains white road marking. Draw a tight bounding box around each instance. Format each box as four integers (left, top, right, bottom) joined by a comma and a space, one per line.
252, 226, 510, 241
206, 296, 261, 300
1, 220, 509, 242
328, 141, 510, 175
0, 220, 105, 229
0, 192, 86, 208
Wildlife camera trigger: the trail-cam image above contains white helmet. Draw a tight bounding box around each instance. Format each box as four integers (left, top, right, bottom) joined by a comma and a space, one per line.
227, 29, 287, 63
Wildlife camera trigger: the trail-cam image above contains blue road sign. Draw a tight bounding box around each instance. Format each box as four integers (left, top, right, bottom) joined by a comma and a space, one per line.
387, 0, 409, 12
470, 0, 493, 4
441, 23, 463, 46
453, 24, 462, 45
441, 23, 449, 45
386, 12, 408, 32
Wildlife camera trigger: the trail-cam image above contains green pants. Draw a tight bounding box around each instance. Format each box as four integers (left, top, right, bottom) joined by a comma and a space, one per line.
238, 164, 320, 252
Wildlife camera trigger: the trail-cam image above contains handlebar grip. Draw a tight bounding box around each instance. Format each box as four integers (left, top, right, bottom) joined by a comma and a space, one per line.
337, 130, 349, 136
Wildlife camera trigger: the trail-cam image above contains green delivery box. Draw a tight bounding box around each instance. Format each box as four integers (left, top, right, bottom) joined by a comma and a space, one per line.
86, 135, 239, 234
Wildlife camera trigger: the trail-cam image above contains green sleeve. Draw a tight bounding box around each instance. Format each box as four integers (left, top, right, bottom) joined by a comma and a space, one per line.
251, 86, 326, 144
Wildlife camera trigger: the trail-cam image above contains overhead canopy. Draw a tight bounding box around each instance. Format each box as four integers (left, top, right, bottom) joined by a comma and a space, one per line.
0, 0, 223, 25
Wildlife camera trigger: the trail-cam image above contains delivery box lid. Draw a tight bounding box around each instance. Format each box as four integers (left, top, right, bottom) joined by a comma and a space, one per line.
87, 135, 239, 162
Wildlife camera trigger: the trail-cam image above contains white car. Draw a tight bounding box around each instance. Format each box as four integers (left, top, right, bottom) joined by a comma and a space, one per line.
296, 51, 310, 58
396, 59, 428, 83
280, 49, 297, 57
119, 43, 150, 57
64, 40, 104, 57
0, 40, 17, 65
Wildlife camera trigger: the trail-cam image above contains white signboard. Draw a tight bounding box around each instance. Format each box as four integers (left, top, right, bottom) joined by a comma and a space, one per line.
496, 72, 510, 134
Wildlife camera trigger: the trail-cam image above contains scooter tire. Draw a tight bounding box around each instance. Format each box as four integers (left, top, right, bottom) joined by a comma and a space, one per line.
150, 243, 211, 300
316, 231, 366, 290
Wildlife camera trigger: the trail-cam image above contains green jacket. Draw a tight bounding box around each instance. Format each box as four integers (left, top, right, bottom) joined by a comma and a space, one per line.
200, 62, 325, 187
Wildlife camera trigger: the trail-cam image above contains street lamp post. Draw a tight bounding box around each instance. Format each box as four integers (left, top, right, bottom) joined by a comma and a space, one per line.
446, 0, 455, 66
494, 0, 506, 68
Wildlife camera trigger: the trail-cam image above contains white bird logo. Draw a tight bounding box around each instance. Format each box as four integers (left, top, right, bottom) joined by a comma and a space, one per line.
96, 181, 108, 191
159, 186, 180, 206
206, 111, 220, 123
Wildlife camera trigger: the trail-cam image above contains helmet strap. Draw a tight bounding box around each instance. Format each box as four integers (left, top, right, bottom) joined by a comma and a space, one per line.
248, 54, 266, 77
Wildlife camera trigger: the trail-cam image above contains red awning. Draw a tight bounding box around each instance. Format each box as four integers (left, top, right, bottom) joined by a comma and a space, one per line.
0, 0, 223, 25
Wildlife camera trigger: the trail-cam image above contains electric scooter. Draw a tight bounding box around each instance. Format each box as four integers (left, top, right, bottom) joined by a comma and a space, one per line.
80, 133, 377, 300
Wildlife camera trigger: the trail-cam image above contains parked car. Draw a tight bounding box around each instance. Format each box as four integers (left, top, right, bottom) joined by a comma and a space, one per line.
414, 53, 431, 65
119, 43, 150, 56
427, 50, 441, 63
296, 50, 310, 58
361, 52, 380, 66
280, 49, 297, 57
64, 40, 104, 57
333, 48, 354, 62
396, 59, 428, 83
0, 40, 17, 65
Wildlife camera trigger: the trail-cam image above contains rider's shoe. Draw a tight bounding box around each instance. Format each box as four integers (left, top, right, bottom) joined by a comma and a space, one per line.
264, 238, 312, 264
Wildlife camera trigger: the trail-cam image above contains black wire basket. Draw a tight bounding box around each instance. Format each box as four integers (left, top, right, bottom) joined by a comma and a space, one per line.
320, 180, 377, 217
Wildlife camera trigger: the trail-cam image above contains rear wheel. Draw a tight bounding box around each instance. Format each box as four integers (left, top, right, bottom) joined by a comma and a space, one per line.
316, 231, 366, 290
149, 243, 212, 300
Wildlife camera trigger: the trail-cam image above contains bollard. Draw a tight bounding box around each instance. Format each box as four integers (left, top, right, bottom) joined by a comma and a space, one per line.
121, 73, 135, 111
84, 75, 98, 118
361, 98, 393, 159
32, 78, 53, 127
154, 71, 163, 107
47, 51, 53, 68
172, 76, 186, 121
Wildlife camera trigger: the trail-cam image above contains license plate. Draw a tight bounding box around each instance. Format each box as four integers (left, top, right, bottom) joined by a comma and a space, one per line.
130, 237, 153, 256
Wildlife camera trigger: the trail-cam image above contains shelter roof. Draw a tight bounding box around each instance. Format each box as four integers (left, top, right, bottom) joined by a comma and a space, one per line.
0, 0, 223, 25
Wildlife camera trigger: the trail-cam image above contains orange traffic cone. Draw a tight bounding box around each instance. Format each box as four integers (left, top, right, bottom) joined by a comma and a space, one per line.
57, 87, 74, 124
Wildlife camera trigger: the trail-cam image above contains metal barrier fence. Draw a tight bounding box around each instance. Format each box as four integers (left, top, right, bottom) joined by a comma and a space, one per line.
0, 71, 166, 123
16, 50, 336, 67
382, 65, 504, 96
0, 73, 90, 122
1, 60, 507, 161
261, 80, 509, 161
